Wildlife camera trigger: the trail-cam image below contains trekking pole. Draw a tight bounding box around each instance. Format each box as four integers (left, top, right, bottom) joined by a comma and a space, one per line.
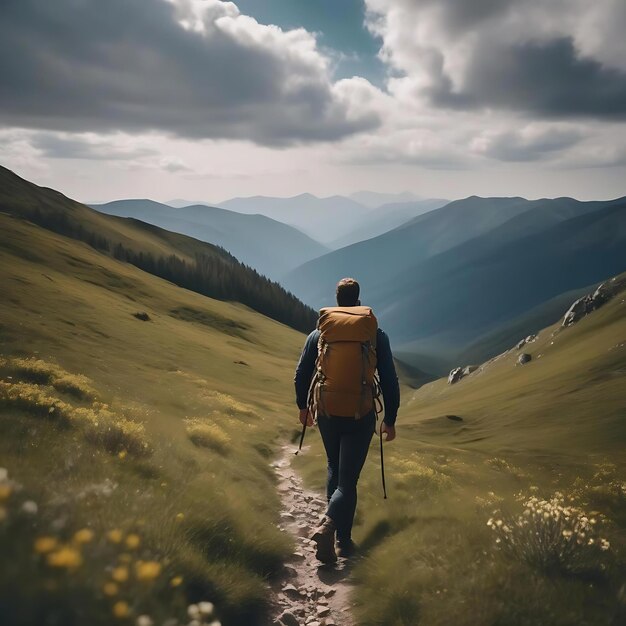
379, 421, 388, 499
295, 421, 306, 456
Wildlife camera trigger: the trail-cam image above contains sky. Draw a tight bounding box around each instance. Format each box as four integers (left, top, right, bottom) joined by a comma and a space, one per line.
1, 0, 625, 203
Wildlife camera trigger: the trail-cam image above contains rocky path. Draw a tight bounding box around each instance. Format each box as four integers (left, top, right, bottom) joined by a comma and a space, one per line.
269, 444, 356, 626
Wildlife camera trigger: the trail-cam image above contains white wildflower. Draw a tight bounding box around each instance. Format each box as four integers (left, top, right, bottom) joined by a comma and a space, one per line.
21, 500, 38, 515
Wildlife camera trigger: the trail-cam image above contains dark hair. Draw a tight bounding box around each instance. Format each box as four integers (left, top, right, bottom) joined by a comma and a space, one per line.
336, 277, 360, 306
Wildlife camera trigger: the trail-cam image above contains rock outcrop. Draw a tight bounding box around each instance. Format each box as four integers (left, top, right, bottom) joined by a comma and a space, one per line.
448, 365, 478, 384
515, 334, 537, 350
562, 279, 623, 328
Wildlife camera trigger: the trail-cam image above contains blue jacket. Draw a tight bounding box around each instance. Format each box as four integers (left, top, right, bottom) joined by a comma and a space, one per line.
294, 327, 400, 425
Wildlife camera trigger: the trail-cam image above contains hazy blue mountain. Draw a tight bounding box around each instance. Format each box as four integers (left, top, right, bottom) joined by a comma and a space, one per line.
165, 198, 213, 208
348, 190, 421, 208
217, 193, 369, 245
283, 196, 539, 305
90, 199, 328, 280
284, 195, 626, 373
329, 198, 449, 248
377, 200, 626, 371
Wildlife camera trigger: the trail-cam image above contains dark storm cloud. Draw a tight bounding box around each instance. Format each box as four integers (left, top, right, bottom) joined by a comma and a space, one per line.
30, 134, 156, 160
0, 0, 379, 145
436, 37, 626, 119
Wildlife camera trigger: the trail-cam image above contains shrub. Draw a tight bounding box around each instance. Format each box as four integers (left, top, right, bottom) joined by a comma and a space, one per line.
487, 491, 612, 577
392, 457, 451, 494
184, 419, 230, 455
0, 381, 72, 421
74, 406, 151, 457
6, 358, 96, 400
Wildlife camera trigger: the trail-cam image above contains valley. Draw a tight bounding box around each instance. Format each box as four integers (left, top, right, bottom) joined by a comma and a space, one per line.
1, 168, 625, 626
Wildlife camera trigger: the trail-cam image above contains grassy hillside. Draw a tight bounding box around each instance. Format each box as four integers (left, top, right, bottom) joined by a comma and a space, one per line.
294, 276, 626, 625
0, 212, 308, 625
91, 199, 328, 280
0, 166, 317, 333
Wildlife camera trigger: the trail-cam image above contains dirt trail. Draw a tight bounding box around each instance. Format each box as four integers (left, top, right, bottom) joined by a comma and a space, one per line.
269, 444, 356, 626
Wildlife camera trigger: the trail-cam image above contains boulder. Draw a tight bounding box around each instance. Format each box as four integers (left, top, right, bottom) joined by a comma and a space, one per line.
448, 367, 464, 384
278, 610, 300, 626
515, 334, 537, 350
518, 353, 531, 365
562, 281, 617, 327
448, 365, 477, 384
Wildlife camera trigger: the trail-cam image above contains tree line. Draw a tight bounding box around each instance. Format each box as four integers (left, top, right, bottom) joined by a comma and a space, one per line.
22, 207, 318, 333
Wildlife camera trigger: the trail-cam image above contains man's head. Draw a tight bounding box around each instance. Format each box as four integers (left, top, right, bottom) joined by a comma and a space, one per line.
336, 277, 360, 307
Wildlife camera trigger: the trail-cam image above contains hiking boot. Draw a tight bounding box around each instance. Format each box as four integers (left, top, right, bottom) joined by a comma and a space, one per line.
311, 516, 337, 563
336, 538, 358, 558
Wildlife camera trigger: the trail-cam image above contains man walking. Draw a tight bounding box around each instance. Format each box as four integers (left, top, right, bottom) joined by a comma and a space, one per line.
294, 278, 399, 563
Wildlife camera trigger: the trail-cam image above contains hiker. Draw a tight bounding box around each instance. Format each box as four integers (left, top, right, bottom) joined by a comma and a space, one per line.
294, 277, 400, 563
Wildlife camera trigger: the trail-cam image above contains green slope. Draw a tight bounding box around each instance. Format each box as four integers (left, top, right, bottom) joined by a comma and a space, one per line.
0, 165, 316, 333
0, 211, 308, 625
294, 276, 626, 626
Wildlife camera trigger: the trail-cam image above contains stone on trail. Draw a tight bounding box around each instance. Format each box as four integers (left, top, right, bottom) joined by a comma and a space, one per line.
316, 605, 331, 617
278, 610, 300, 626
282, 584, 300, 598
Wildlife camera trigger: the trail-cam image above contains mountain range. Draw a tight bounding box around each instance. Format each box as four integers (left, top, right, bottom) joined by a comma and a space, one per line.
89, 199, 328, 280
284, 195, 626, 374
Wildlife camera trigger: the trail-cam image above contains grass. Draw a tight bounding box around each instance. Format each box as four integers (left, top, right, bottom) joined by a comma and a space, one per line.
1, 205, 625, 625
0, 213, 306, 625
294, 274, 626, 625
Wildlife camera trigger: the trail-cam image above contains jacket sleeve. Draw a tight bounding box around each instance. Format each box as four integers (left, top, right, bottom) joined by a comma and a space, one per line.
376, 328, 400, 426
294, 330, 319, 410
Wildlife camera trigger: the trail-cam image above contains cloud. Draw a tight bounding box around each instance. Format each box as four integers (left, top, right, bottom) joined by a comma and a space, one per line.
29, 133, 157, 161
472, 125, 585, 162
435, 37, 626, 119
0, 0, 381, 146
159, 156, 191, 173
365, 0, 626, 120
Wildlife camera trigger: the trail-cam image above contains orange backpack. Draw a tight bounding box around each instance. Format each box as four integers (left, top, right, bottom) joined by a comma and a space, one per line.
308, 306, 380, 419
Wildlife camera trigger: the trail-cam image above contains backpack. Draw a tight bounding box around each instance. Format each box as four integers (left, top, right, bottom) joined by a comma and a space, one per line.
308, 306, 380, 419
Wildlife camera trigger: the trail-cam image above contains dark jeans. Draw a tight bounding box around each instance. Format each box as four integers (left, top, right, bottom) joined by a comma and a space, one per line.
317, 411, 376, 543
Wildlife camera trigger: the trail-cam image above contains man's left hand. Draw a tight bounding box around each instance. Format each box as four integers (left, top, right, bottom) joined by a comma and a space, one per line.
381, 423, 396, 442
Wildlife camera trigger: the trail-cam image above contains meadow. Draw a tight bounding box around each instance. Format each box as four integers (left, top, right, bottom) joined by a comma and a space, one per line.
0, 213, 306, 625
1, 205, 625, 626
294, 276, 626, 626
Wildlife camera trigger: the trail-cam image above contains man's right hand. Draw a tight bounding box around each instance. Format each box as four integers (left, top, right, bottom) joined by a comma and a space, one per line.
299, 408, 314, 426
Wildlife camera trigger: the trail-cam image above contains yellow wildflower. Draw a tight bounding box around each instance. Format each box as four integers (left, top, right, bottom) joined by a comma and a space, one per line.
107, 529, 123, 544
125, 534, 141, 550
170, 575, 183, 587
73, 528, 95, 544
34, 536, 59, 554
135, 560, 161, 582
118, 450, 127, 460
112, 566, 130, 583
112, 601, 130, 618
175, 513, 185, 522
47, 546, 83, 569
0, 484, 12, 501
103, 582, 119, 596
